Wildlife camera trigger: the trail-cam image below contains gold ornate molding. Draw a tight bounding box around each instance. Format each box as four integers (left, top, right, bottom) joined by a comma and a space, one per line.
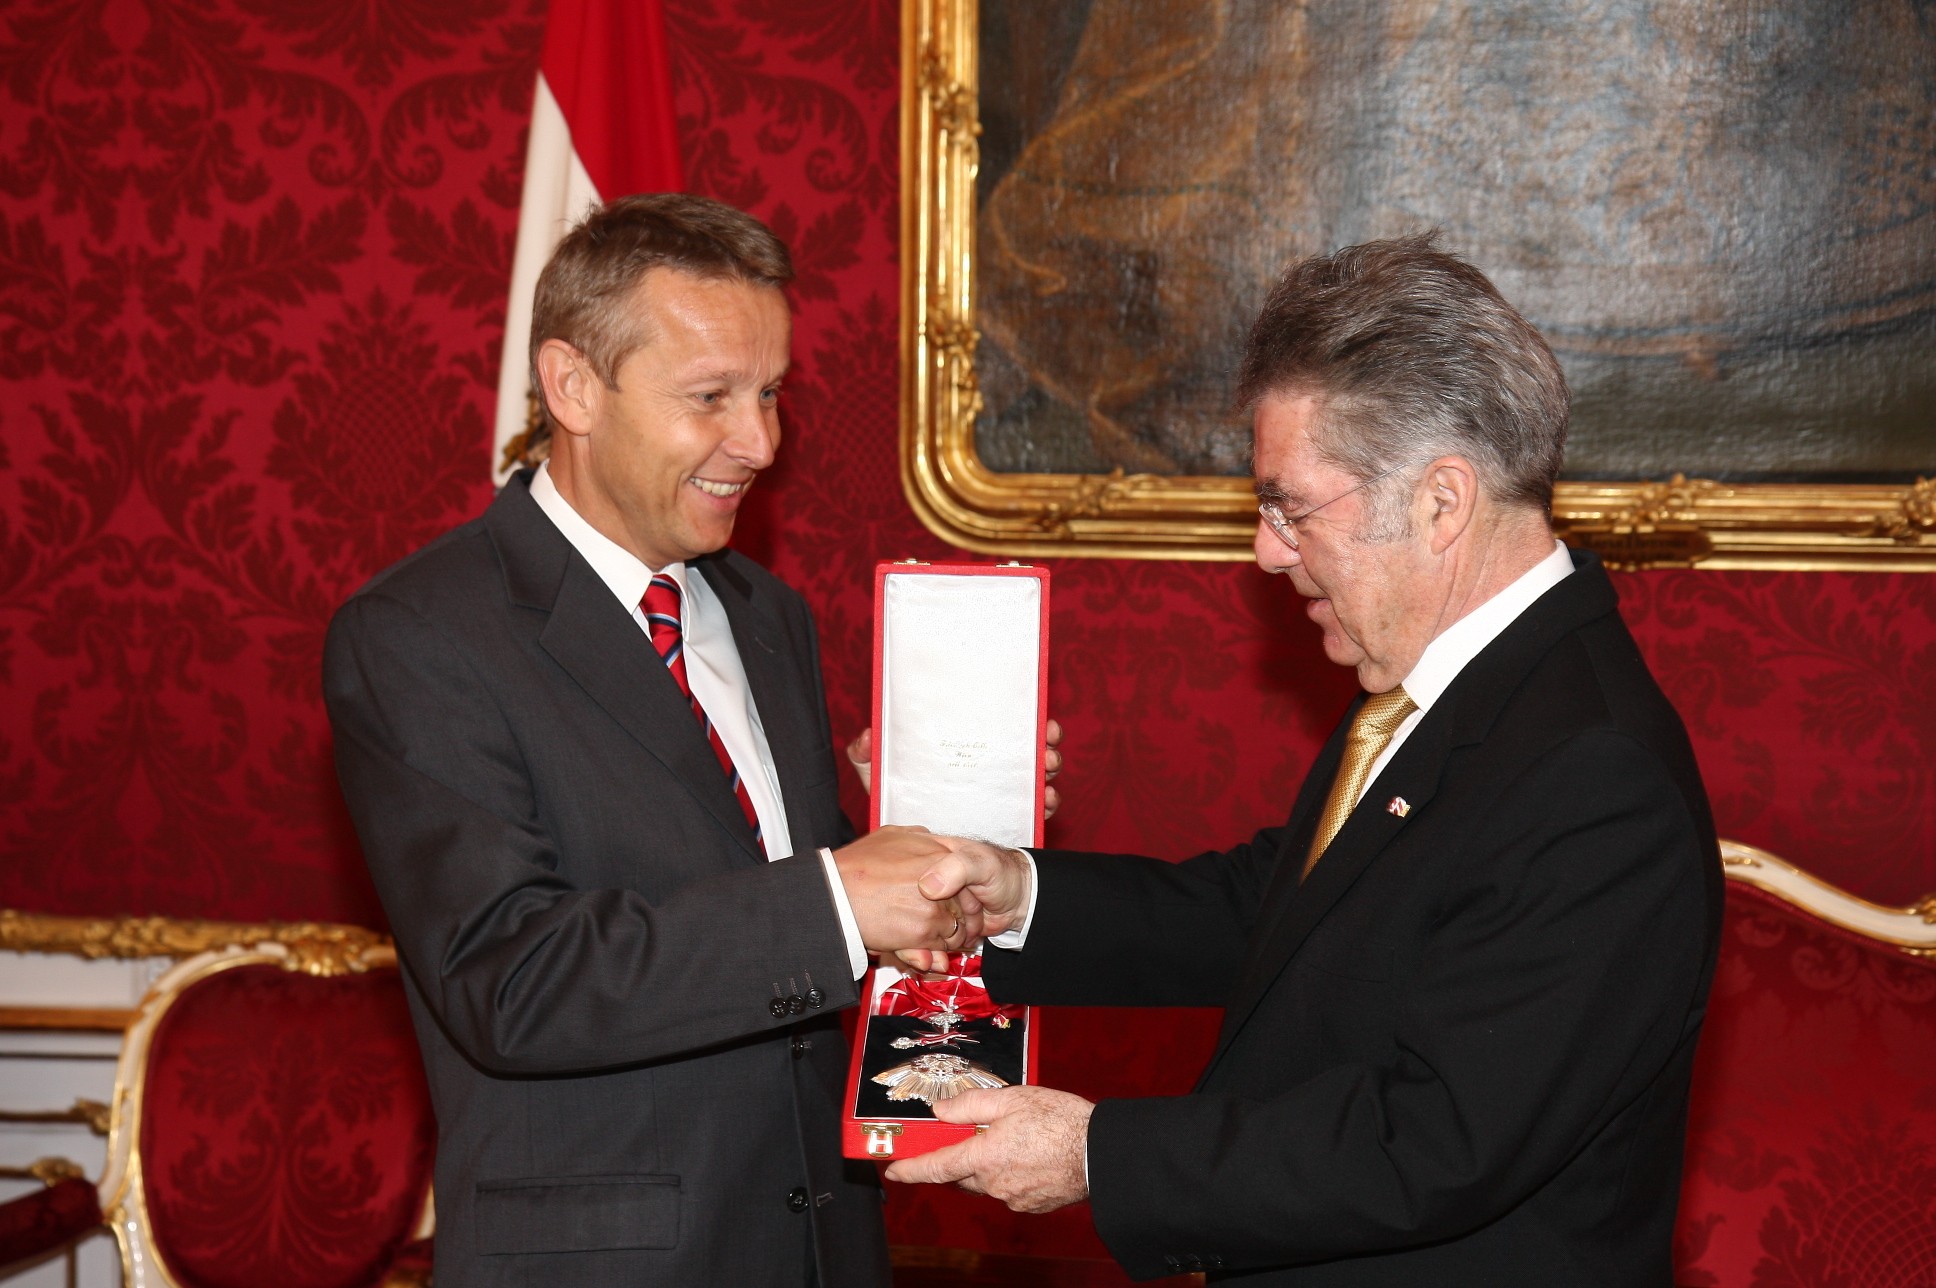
0, 1006, 137, 1032
899, 0, 1935, 570
0, 1156, 87, 1186
0, 1099, 113, 1134
0, 910, 391, 977
1556, 476, 1936, 572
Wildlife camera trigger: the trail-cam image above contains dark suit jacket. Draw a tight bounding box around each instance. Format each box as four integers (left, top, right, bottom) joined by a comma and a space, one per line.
984, 553, 1721, 1286
323, 473, 890, 1288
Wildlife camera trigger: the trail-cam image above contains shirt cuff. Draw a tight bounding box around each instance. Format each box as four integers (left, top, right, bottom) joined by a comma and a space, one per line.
983, 849, 1039, 950
818, 847, 869, 980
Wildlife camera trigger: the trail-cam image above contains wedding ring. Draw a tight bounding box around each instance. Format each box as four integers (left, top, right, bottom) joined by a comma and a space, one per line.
949, 915, 961, 940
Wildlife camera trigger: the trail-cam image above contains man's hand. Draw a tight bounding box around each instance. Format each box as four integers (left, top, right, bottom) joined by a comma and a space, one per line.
883, 1086, 1093, 1214
845, 720, 1065, 819
833, 826, 979, 954
892, 836, 1032, 973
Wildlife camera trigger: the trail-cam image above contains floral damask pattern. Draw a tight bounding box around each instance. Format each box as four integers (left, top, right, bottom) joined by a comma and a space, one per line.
143, 964, 434, 1288
2, 0, 1933, 1269
0, 0, 530, 919
267, 290, 487, 577
5, 0, 1925, 919
1618, 572, 1936, 905
1677, 884, 1936, 1287
1753, 1109, 1936, 1288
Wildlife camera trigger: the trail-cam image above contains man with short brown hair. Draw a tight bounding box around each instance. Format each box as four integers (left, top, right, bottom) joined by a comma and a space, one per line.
326, 194, 969, 1286
892, 233, 1722, 1287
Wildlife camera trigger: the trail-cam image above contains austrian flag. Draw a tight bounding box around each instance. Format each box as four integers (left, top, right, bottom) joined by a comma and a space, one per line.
493, 0, 685, 481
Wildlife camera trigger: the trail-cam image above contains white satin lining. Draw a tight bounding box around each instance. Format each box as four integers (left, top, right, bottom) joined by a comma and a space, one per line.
878, 574, 1041, 848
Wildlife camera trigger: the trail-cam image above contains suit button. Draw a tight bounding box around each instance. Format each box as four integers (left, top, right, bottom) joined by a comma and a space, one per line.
1163, 1256, 1183, 1272
786, 994, 806, 1015
805, 986, 825, 1009
768, 997, 788, 1018
787, 1186, 809, 1213
791, 1036, 812, 1058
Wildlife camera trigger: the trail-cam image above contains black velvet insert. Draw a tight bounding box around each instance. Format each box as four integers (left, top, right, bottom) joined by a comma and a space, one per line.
852, 1013, 1028, 1119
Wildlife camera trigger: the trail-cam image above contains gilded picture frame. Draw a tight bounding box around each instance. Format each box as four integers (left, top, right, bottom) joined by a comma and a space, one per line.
899, 0, 1936, 569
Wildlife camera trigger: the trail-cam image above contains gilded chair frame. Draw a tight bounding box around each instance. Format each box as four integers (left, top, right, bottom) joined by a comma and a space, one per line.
1718, 839, 1936, 955
0, 914, 434, 1288
900, 0, 1936, 570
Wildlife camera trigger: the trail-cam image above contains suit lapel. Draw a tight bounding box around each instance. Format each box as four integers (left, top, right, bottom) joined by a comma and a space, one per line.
1199, 707, 1463, 1083
696, 554, 828, 856
488, 475, 765, 864
1200, 552, 1623, 1082
1246, 706, 1354, 934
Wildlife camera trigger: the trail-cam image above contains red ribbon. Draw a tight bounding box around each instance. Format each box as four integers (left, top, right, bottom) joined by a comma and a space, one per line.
875, 953, 1024, 1023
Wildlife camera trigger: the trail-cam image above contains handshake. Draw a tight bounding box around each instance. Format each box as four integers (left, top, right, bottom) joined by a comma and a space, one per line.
830, 828, 1034, 970
830, 721, 1060, 967
828, 725, 1093, 1214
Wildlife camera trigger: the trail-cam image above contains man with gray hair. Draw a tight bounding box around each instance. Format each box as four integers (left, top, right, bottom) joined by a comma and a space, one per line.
890, 233, 1722, 1286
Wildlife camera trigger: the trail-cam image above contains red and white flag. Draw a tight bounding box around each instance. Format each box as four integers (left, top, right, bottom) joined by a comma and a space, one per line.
494, 0, 685, 481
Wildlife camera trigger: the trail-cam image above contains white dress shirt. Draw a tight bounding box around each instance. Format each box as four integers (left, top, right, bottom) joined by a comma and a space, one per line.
1357, 539, 1575, 800
529, 464, 868, 977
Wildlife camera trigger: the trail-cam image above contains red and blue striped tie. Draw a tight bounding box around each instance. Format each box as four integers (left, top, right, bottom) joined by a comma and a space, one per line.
641, 575, 765, 855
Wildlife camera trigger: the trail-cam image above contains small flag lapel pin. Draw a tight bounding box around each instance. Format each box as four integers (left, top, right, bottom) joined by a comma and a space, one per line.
1386, 796, 1411, 818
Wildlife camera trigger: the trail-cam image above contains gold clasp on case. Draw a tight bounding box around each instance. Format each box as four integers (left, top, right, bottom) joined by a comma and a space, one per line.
861, 1122, 904, 1156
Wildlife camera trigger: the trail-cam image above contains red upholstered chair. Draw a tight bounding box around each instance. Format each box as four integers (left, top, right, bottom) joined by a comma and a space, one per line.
1674, 841, 1936, 1287
0, 927, 435, 1287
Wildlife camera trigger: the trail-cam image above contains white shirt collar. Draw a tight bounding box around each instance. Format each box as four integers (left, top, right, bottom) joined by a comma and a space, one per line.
528, 461, 689, 613
1400, 540, 1576, 713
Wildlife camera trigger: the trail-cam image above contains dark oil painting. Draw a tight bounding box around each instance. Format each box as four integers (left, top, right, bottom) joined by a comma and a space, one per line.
973, 0, 1935, 483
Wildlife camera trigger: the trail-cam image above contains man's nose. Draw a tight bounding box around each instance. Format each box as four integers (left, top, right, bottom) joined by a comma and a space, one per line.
1254, 517, 1300, 572
725, 402, 779, 470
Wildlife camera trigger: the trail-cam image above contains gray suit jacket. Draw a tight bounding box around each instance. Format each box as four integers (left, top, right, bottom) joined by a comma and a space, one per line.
324, 472, 889, 1287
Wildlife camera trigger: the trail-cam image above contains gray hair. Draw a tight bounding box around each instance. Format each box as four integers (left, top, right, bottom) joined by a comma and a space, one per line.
1237, 232, 1568, 535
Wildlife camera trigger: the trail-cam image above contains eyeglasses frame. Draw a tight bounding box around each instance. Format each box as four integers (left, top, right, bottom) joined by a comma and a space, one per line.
1257, 463, 1411, 549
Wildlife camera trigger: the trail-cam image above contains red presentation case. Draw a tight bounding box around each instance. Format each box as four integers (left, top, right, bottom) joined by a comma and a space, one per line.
842, 561, 1049, 1160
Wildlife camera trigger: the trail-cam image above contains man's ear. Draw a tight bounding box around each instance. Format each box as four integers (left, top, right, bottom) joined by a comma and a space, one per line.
535, 339, 598, 438
1424, 456, 1479, 553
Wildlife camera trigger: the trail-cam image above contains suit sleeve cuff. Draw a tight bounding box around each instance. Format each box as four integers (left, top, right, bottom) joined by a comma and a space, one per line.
984, 849, 1039, 950
819, 847, 869, 979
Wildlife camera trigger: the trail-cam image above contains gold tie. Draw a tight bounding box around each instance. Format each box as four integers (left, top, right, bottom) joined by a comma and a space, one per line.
1303, 688, 1419, 879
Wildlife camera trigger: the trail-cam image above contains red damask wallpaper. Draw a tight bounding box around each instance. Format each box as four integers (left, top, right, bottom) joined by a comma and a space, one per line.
0, 0, 527, 916
1, 0, 1932, 1268
1675, 884, 1936, 1287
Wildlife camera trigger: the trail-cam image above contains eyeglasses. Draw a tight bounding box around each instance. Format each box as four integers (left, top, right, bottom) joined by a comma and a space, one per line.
1257, 465, 1407, 550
